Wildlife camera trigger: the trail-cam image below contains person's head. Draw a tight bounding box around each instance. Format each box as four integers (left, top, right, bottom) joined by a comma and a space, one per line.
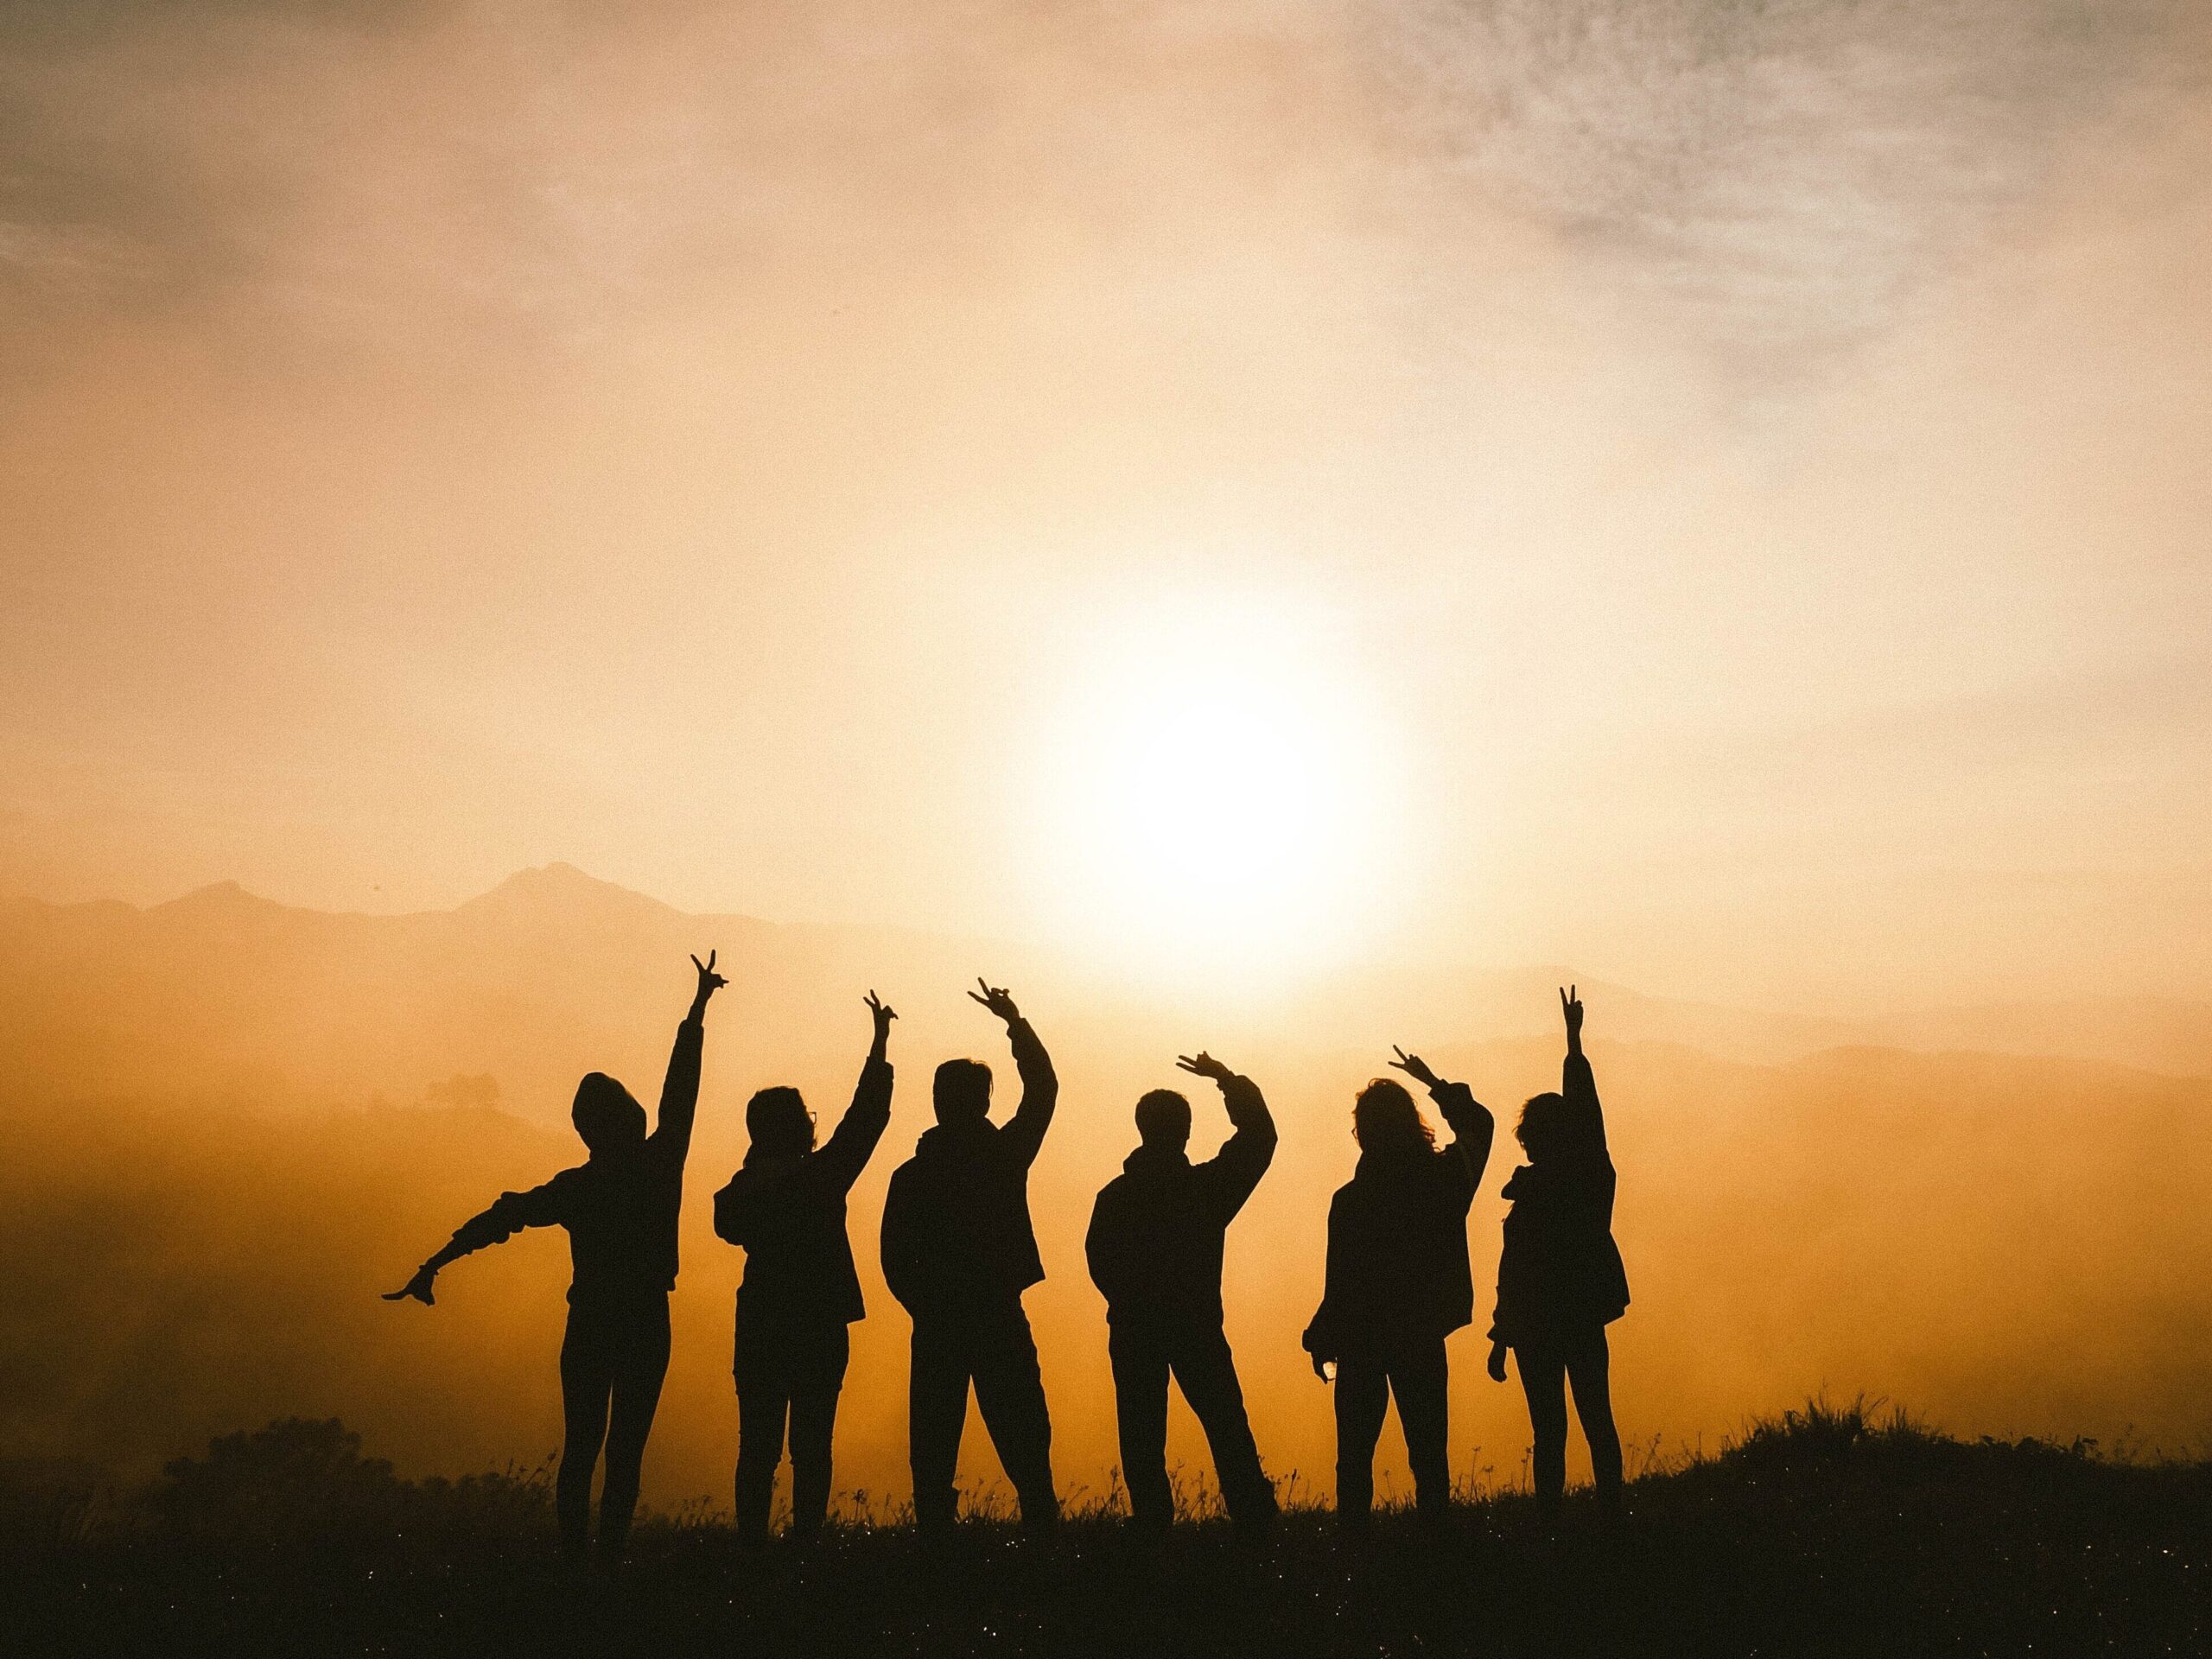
1352, 1077, 1434, 1155
1516, 1091, 1570, 1163
571, 1071, 647, 1154
1133, 1088, 1192, 1150
933, 1057, 994, 1127
746, 1085, 815, 1158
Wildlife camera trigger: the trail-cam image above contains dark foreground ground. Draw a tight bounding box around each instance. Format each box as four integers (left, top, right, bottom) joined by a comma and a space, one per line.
4, 1403, 2209, 1656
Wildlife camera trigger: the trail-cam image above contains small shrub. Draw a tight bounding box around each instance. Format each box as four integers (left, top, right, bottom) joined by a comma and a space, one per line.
155, 1418, 408, 1547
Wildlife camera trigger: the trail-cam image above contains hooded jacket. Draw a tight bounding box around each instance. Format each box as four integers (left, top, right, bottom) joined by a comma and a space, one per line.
712, 1053, 893, 1329
442, 1014, 703, 1302
879, 1017, 1057, 1317
1302, 1081, 1493, 1360
1085, 1073, 1275, 1329
1490, 1051, 1629, 1345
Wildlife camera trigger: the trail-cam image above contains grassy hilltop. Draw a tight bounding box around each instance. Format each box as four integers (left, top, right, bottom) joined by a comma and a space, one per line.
7, 1402, 2209, 1657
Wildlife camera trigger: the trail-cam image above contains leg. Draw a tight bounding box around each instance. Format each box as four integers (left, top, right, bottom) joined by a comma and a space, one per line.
908, 1318, 970, 1533
595, 1295, 671, 1562
732, 1320, 792, 1545
785, 1324, 851, 1538
969, 1301, 1058, 1529
1515, 1341, 1569, 1514
556, 1304, 615, 1563
1107, 1324, 1173, 1529
1169, 1326, 1276, 1529
1565, 1327, 1624, 1510
1332, 1357, 1390, 1526
1389, 1338, 1452, 1519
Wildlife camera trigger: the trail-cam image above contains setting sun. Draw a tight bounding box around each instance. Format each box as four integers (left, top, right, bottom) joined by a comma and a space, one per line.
1031, 605, 1400, 976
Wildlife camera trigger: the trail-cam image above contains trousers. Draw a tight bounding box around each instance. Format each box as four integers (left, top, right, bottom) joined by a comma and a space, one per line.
907, 1300, 1057, 1529
556, 1292, 671, 1561
1514, 1325, 1623, 1509
1333, 1336, 1449, 1520
1108, 1319, 1275, 1528
733, 1314, 852, 1540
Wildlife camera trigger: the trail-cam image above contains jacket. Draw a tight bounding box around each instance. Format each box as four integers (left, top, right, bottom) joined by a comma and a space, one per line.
1085, 1073, 1275, 1328
1490, 1051, 1629, 1345
448, 1014, 703, 1302
1303, 1080, 1493, 1359
713, 1053, 893, 1328
879, 1018, 1057, 1317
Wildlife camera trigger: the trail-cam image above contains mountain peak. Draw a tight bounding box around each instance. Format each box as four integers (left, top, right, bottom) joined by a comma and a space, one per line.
151, 880, 289, 915
455, 863, 682, 924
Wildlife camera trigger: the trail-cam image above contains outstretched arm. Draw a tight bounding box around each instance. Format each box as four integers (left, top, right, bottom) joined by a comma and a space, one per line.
652, 950, 727, 1166
972, 980, 1057, 1169
819, 991, 897, 1193
1179, 1052, 1276, 1218
1389, 1046, 1496, 1196
383, 1179, 566, 1305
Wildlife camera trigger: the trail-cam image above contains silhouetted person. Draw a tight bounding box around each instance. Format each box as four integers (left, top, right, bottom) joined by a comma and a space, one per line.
385, 950, 726, 1567
712, 991, 897, 1544
1085, 1052, 1279, 1535
880, 980, 1059, 1534
1302, 1049, 1493, 1527
1486, 986, 1628, 1517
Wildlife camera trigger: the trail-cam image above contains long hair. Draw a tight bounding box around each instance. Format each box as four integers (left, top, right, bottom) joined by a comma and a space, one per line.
1352, 1077, 1435, 1154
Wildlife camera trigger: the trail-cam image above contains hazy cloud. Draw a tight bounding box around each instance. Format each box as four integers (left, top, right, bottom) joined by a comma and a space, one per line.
3, 1, 2202, 371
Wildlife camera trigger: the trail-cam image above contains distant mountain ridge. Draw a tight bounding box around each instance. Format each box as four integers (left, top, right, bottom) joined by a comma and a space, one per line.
2, 867, 2206, 1115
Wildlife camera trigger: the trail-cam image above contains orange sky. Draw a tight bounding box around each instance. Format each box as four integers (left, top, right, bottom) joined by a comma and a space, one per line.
2, 0, 2209, 1014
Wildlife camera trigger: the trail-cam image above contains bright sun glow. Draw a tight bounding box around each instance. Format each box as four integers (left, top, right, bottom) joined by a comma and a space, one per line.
1033, 602, 1402, 981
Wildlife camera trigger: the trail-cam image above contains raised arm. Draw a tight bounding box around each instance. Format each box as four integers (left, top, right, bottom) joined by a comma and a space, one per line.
383, 1177, 567, 1305
1389, 1046, 1496, 1197
651, 950, 727, 1165
970, 980, 1056, 1169
1558, 984, 1607, 1157
818, 990, 897, 1193
1178, 1051, 1277, 1219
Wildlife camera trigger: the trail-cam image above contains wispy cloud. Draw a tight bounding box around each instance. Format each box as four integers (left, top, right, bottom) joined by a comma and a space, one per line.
0, 1, 2200, 370
1370, 0, 2204, 365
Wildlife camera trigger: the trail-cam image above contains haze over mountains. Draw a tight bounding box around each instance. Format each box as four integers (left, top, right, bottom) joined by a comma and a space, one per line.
4, 862, 2207, 1117
3, 863, 2209, 1511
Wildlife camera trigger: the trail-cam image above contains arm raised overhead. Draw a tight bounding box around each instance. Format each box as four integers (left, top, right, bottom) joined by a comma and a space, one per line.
652, 950, 727, 1166
1179, 1051, 1276, 1219
818, 990, 897, 1193
1389, 1046, 1495, 1199
972, 980, 1057, 1170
